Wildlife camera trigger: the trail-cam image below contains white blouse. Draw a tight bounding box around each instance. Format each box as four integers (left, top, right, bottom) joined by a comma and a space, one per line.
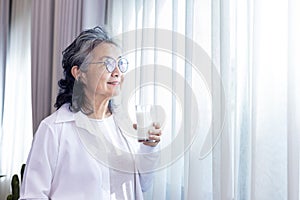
20, 104, 159, 200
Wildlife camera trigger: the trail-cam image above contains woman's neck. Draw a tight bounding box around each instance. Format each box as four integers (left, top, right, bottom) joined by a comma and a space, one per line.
87, 98, 112, 119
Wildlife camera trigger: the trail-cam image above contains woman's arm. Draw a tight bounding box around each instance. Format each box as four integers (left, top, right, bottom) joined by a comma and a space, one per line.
136, 123, 162, 192
20, 121, 59, 199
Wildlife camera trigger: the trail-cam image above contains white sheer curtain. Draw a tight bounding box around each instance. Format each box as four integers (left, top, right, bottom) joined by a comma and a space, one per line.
0, 0, 33, 199
234, 0, 295, 198
107, 1, 214, 199
107, 0, 300, 199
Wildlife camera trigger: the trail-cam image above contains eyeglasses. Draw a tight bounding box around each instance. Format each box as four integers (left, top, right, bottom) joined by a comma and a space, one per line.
88, 57, 128, 73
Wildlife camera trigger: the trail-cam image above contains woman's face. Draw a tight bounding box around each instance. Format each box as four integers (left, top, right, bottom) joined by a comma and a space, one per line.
82, 43, 124, 102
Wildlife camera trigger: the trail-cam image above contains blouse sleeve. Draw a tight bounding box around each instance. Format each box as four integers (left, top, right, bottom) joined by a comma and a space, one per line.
136, 144, 160, 192
20, 121, 59, 199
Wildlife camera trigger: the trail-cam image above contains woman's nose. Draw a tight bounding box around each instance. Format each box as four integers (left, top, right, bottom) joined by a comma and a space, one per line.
111, 65, 121, 77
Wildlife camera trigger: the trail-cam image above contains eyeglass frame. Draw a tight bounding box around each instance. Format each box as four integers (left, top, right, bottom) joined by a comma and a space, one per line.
87, 56, 129, 73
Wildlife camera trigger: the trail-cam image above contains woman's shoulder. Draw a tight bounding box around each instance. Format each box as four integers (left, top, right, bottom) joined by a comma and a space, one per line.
43, 104, 74, 123
34, 104, 75, 139
36, 104, 74, 133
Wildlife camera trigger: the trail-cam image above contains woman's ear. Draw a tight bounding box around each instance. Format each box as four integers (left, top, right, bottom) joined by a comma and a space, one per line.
71, 66, 87, 84
71, 66, 80, 80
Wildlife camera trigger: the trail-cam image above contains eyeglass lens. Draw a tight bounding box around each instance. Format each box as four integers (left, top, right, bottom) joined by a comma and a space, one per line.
105, 58, 128, 73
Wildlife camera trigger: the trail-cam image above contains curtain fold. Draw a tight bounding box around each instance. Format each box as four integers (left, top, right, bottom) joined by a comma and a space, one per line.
211, 0, 234, 199
50, 0, 83, 112
31, 0, 54, 133
287, 0, 300, 199
0, 0, 9, 133
234, 1, 252, 200
183, 0, 194, 199
252, 0, 288, 199
82, 0, 106, 30
0, 2, 10, 197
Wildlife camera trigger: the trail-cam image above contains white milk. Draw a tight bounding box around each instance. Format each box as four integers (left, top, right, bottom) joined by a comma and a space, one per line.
136, 106, 153, 141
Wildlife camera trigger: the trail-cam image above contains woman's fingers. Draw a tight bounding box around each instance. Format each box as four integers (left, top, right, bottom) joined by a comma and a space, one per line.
134, 122, 162, 147
148, 129, 161, 136
153, 122, 161, 129
142, 128, 161, 146
143, 139, 160, 147
148, 134, 161, 142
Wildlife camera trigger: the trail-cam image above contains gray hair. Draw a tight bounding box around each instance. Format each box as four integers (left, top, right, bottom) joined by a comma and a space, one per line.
54, 26, 118, 114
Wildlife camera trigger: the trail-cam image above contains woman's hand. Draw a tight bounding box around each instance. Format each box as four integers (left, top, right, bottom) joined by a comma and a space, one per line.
133, 123, 162, 147
143, 123, 162, 147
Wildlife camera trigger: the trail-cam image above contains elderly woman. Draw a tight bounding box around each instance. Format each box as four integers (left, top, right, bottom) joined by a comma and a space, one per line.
20, 26, 161, 200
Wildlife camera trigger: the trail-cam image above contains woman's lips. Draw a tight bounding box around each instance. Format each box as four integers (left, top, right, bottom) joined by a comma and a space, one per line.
107, 81, 120, 85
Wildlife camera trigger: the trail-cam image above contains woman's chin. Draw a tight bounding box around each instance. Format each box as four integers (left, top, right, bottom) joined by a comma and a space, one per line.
106, 90, 121, 98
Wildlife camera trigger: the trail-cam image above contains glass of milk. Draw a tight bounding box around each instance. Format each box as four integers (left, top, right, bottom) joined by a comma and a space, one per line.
135, 105, 154, 142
